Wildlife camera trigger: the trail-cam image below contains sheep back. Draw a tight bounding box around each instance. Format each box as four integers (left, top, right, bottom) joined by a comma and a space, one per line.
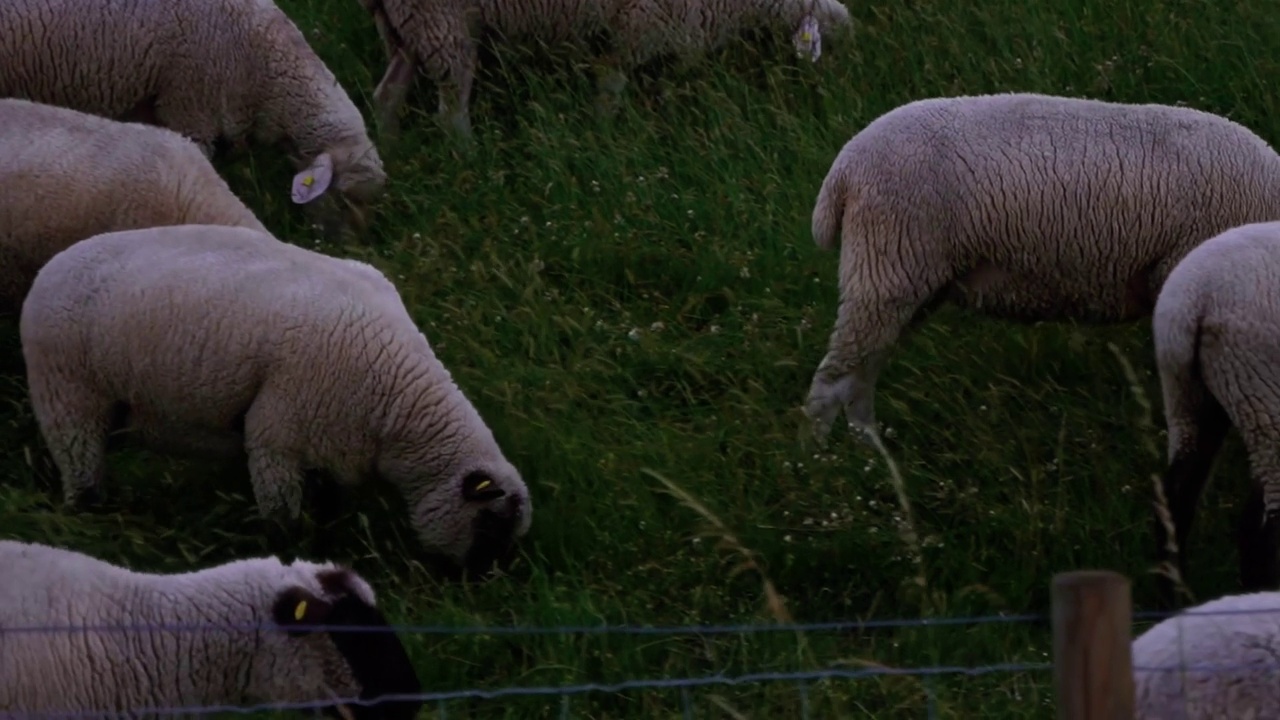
0, 98, 266, 312
812, 92, 1280, 323
0, 0, 385, 211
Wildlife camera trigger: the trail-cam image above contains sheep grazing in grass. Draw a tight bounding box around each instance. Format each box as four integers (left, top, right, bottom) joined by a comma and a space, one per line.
0, 97, 269, 313
1152, 220, 1280, 595
804, 92, 1280, 447
359, 0, 853, 140
1133, 589, 1280, 718
20, 224, 532, 574
0, 0, 386, 235
0, 539, 422, 719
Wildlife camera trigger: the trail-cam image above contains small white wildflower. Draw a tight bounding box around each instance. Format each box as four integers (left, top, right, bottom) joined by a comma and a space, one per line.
650, 321, 665, 332
627, 328, 642, 341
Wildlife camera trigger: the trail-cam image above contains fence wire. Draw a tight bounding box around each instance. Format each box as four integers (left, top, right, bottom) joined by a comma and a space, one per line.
5, 604, 1278, 719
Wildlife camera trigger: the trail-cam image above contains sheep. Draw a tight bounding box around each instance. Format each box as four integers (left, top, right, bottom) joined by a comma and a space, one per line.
0, 0, 386, 234
0, 97, 270, 314
0, 539, 422, 719
359, 0, 853, 140
20, 224, 533, 574
804, 92, 1280, 447
1132, 589, 1280, 718
1151, 220, 1280, 598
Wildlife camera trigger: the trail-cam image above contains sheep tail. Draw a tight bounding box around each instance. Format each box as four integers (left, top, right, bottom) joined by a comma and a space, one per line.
811, 165, 847, 252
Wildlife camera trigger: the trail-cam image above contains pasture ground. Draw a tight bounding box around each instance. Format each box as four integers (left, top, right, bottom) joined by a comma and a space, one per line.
4, 0, 1280, 716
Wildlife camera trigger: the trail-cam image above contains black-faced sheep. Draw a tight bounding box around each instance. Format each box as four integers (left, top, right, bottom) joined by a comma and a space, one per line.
0, 539, 422, 719
20, 224, 532, 574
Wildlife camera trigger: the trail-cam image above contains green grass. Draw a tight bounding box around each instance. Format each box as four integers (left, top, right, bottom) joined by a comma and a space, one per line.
4, 0, 1280, 717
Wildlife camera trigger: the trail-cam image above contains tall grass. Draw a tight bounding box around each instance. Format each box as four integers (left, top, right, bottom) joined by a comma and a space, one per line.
3, 0, 1278, 716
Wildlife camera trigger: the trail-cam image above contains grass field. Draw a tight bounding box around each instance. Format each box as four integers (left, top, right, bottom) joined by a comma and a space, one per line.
5, 0, 1280, 717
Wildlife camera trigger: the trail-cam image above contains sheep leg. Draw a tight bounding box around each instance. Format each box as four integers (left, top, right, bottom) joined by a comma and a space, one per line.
29, 382, 113, 509
592, 54, 629, 118
804, 235, 945, 444
1237, 446, 1280, 591
242, 398, 308, 526
1153, 390, 1230, 606
372, 48, 417, 144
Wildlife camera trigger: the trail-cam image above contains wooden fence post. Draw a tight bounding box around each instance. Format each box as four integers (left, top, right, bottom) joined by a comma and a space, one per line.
1051, 570, 1134, 720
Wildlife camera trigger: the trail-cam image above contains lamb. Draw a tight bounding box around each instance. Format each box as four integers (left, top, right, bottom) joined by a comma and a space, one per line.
360, 0, 853, 139
0, 98, 270, 313
804, 92, 1280, 446
1151, 221, 1280, 597
0, 539, 422, 718
1132, 589, 1280, 718
0, 0, 386, 232
20, 224, 533, 574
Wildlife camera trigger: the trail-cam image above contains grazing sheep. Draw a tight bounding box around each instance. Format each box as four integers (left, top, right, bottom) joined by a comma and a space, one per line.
360, 0, 853, 139
20, 224, 532, 573
1152, 221, 1280, 594
1133, 589, 1280, 718
804, 92, 1280, 445
0, 0, 386, 232
0, 98, 269, 313
0, 539, 422, 719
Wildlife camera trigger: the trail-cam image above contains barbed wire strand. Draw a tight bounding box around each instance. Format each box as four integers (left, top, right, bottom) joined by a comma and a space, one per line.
6, 663, 1053, 719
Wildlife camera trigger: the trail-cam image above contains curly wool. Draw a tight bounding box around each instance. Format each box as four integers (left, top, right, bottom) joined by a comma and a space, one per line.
0, 539, 421, 719
0, 0, 386, 210
20, 224, 532, 569
1133, 589, 1280, 719
804, 92, 1280, 442
1152, 221, 1280, 592
0, 98, 268, 313
361, 0, 851, 137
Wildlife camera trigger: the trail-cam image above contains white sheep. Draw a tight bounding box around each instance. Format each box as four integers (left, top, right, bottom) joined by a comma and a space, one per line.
1133, 589, 1280, 718
0, 97, 270, 313
804, 92, 1280, 445
360, 0, 853, 139
1151, 220, 1280, 594
20, 224, 532, 573
0, 539, 422, 719
0, 0, 386, 230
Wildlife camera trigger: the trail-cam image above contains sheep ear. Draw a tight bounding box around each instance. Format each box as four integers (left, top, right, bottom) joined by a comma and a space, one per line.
291, 153, 334, 204
272, 586, 333, 636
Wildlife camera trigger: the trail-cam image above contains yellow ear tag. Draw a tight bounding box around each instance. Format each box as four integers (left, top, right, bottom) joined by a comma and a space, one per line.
294, 600, 308, 621
302, 175, 315, 187
474, 479, 492, 491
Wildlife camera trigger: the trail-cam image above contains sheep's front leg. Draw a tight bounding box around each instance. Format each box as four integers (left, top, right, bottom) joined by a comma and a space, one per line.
373, 48, 418, 144
243, 398, 307, 528
804, 232, 945, 445
591, 54, 629, 118
1237, 448, 1280, 591
29, 381, 113, 509
245, 447, 306, 526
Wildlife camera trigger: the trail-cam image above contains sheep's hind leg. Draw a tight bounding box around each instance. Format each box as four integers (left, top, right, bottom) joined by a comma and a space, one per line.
804, 236, 945, 445
31, 383, 115, 509
1153, 392, 1230, 607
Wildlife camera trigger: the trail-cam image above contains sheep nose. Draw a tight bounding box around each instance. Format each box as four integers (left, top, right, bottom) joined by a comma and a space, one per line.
496, 493, 523, 520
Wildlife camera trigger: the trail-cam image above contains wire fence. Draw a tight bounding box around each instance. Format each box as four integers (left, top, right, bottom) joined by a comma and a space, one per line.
3, 574, 1275, 719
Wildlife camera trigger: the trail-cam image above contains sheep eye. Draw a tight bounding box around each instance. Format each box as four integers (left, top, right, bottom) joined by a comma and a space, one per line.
461, 471, 506, 502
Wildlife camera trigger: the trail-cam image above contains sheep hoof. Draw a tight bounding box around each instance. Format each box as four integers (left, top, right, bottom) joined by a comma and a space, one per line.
65, 484, 105, 512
